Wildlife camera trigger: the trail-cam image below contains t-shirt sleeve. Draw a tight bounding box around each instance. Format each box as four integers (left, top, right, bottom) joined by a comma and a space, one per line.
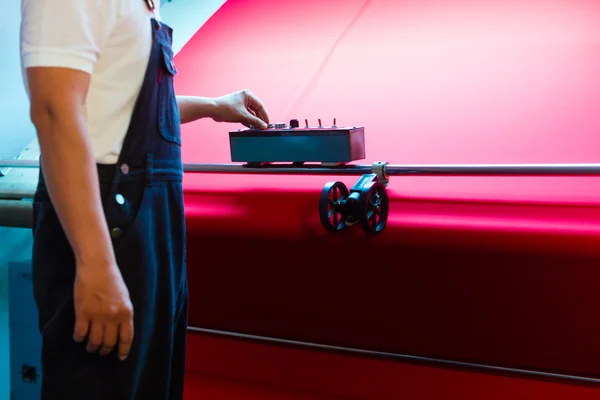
20, 0, 114, 74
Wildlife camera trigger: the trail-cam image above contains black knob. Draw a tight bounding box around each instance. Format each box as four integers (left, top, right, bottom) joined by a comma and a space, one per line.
290, 119, 299, 128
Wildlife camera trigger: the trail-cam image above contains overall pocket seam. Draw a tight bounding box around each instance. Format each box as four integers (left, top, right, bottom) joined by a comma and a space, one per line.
157, 42, 181, 146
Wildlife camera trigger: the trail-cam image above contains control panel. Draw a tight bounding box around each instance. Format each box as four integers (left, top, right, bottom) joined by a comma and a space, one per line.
229, 118, 366, 165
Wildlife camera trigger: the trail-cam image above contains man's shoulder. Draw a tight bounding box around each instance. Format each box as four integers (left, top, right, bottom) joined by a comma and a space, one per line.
21, 0, 161, 28
21, 0, 118, 26
20, 0, 123, 73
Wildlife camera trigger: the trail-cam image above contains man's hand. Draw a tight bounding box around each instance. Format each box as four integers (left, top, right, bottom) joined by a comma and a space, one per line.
74, 261, 134, 360
213, 89, 270, 129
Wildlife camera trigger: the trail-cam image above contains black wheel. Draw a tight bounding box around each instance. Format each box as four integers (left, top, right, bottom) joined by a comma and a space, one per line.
358, 182, 389, 235
319, 181, 350, 232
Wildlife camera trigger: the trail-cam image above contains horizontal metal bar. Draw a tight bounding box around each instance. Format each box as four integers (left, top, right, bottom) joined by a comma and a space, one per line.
188, 326, 600, 387
3, 160, 600, 176
2, 161, 600, 207
0, 200, 33, 228
187, 163, 600, 176
185, 163, 375, 175
0, 160, 39, 168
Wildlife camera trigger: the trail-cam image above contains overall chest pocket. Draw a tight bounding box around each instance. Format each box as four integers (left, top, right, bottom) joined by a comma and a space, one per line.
158, 42, 181, 145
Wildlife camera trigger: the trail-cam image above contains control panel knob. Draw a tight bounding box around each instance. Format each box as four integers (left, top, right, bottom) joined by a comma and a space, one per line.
290, 119, 299, 128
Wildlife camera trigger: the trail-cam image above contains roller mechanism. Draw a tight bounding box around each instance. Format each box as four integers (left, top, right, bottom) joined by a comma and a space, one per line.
319, 173, 389, 236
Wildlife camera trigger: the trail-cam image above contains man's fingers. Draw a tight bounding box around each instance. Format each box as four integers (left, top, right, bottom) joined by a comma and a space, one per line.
99, 324, 118, 356
248, 99, 269, 125
243, 112, 268, 130
118, 319, 134, 361
73, 317, 90, 342
255, 106, 270, 125
86, 322, 105, 353
243, 90, 269, 125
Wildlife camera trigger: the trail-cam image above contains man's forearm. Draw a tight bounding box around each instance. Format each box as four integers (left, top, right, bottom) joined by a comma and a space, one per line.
33, 108, 115, 267
177, 96, 218, 124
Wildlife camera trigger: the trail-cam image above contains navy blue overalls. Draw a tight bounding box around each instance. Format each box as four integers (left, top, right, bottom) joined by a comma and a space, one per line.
31, 6, 188, 399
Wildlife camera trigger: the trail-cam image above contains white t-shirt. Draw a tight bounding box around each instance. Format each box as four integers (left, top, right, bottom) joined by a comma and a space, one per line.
20, 0, 162, 164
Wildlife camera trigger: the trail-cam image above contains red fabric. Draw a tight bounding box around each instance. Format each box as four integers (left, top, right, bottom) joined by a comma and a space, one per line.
184, 334, 600, 399
176, 0, 600, 385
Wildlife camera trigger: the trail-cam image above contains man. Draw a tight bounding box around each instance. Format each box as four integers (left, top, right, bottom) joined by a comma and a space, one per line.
21, 0, 270, 398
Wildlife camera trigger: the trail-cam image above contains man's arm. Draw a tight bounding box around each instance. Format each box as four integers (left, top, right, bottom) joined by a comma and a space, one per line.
177, 96, 218, 123
22, 0, 133, 360
28, 67, 114, 269
177, 90, 270, 128
28, 67, 134, 360
22, 0, 114, 258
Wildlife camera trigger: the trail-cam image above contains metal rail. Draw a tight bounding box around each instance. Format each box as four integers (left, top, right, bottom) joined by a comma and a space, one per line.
2, 160, 600, 228
3, 160, 600, 176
